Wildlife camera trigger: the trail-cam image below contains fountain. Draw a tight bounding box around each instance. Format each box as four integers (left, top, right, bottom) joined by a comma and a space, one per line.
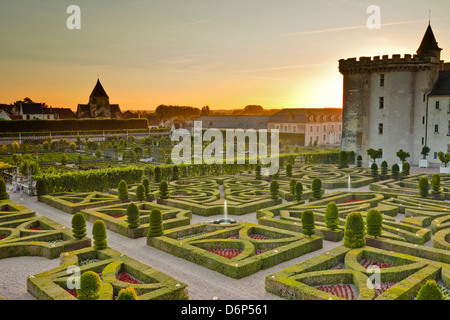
208, 200, 237, 225
348, 176, 351, 192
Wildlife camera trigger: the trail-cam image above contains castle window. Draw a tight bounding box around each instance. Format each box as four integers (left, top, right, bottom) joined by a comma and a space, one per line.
292, 125, 297, 133
434, 152, 438, 160
284, 125, 288, 132
435, 124, 439, 133
378, 123, 383, 135
422, 116, 425, 125
435, 101, 440, 110
379, 97, 384, 109
380, 74, 385, 87
323, 135, 326, 142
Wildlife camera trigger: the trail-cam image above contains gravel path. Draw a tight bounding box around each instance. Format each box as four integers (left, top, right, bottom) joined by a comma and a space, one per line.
0, 165, 441, 300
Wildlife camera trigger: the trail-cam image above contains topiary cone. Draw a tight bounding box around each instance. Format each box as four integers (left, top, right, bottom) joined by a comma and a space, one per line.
301, 210, 315, 237
416, 280, 443, 300
92, 220, 107, 250
135, 184, 145, 202
325, 202, 339, 230
118, 180, 129, 201
117, 286, 139, 300
344, 212, 366, 248
72, 212, 87, 239
366, 209, 382, 238
148, 208, 164, 237
127, 203, 140, 229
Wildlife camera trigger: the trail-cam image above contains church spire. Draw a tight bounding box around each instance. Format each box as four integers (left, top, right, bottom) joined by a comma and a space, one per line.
90, 78, 109, 98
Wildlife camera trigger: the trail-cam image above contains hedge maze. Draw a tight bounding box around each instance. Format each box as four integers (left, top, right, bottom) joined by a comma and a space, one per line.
147, 222, 322, 279
0, 200, 91, 260
40, 192, 123, 214
28, 247, 188, 300
266, 241, 450, 300
80, 202, 191, 239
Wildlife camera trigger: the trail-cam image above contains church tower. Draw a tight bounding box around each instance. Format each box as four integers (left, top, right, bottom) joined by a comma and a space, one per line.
338, 24, 443, 166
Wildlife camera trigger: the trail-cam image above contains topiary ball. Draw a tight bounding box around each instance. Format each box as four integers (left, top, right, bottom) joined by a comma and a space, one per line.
117, 286, 139, 300
77, 271, 102, 300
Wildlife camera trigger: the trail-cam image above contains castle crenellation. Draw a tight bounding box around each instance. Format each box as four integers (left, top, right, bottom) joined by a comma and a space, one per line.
339, 53, 439, 73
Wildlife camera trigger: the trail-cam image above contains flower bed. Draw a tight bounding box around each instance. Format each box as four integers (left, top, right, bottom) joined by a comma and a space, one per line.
250, 234, 272, 240
206, 248, 242, 259
360, 259, 392, 269
79, 258, 102, 266
117, 271, 143, 284
29, 226, 45, 231
374, 282, 398, 298
65, 288, 77, 298
315, 284, 356, 300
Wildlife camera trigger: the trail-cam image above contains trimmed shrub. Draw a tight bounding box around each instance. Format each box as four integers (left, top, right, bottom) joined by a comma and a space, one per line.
339, 151, 348, 169
380, 161, 388, 180
396, 149, 410, 164
325, 202, 339, 230
391, 164, 400, 180
418, 177, 429, 198
289, 178, 297, 195
402, 162, 410, 177
118, 180, 129, 200
142, 178, 151, 199
356, 155, 362, 167
311, 178, 322, 199
77, 271, 102, 300
61, 153, 68, 166
135, 184, 145, 202
431, 174, 441, 194
72, 212, 87, 239
371, 163, 378, 180
366, 209, 382, 238
416, 280, 443, 300
154, 166, 162, 183
92, 220, 107, 250
35, 178, 47, 198
117, 286, 139, 300
148, 208, 164, 237
301, 210, 315, 237
126, 203, 140, 229
159, 180, 169, 199
270, 180, 279, 200
343, 212, 365, 248
285, 163, 293, 178
172, 165, 180, 180
255, 165, 262, 180
295, 181, 303, 202
0, 178, 8, 200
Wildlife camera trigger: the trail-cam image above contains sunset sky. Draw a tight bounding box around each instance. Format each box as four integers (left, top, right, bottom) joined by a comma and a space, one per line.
1, 0, 450, 111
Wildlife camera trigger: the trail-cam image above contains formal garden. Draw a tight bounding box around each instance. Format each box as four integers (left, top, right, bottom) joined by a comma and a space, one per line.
0, 140, 449, 300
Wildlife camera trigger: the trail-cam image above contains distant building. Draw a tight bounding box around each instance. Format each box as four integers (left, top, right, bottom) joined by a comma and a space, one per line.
76, 79, 123, 119
146, 115, 160, 128
195, 115, 271, 130
339, 23, 450, 166
122, 110, 139, 119
10, 103, 55, 120
50, 107, 76, 119
268, 108, 342, 146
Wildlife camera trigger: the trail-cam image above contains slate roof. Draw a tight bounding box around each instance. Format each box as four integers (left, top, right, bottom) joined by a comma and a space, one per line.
89, 79, 109, 98
429, 70, 450, 96
417, 24, 441, 54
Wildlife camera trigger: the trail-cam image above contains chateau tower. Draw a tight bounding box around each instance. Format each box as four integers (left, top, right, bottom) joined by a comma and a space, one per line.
338, 24, 444, 166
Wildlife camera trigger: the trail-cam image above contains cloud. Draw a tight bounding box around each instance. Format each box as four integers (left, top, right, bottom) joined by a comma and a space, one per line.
282, 16, 450, 37
228, 63, 329, 74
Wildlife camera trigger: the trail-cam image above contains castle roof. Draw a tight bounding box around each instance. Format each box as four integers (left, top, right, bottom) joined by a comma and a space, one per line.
195, 115, 270, 129
417, 24, 441, 54
89, 79, 109, 98
269, 108, 342, 123
429, 70, 450, 96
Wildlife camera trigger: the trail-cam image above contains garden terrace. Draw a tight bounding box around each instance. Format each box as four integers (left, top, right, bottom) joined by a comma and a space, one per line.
40, 192, 123, 214
370, 173, 450, 200
0, 200, 35, 223
81, 202, 191, 238
257, 191, 432, 244
147, 222, 322, 279
0, 200, 90, 260
27, 247, 188, 300
266, 241, 450, 300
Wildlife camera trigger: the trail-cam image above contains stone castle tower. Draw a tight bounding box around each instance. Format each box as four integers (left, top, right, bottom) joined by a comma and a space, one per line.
338, 23, 448, 166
